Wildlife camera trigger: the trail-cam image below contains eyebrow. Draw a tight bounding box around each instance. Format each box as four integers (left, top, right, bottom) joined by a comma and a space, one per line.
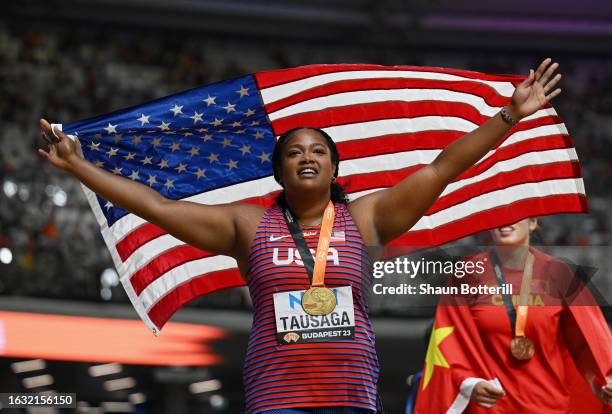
285, 142, 327, 150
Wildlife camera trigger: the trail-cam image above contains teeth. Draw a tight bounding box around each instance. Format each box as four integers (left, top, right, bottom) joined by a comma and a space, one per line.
299, 168, 316, 175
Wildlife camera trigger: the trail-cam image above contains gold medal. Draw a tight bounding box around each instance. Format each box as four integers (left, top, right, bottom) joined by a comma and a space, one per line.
510, 336, 534, 360
302, 286, 337, 316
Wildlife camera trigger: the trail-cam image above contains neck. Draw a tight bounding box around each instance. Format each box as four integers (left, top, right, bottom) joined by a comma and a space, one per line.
284, 189, 331, 227
495, 245, 530, 270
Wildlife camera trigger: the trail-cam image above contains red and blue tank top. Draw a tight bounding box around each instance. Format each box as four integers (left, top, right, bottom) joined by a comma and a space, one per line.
243, 203, 382, 413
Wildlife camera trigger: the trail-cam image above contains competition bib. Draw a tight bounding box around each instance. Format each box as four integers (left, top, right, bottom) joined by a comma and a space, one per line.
273, 286, 355, 344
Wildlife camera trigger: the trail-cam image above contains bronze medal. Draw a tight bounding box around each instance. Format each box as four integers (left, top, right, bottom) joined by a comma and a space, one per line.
302, 286, 337, 316
510, 336, 534, 360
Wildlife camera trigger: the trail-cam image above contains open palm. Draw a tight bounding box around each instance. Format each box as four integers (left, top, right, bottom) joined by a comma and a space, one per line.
510, 58, 562, 120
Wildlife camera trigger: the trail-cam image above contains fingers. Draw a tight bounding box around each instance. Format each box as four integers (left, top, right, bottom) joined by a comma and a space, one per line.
543, 73, 562, 94
602, 382, 612, 402
41, 131, 52, 144
520, 69, 535, 87
474, 389, 502, 408
40, 118, 68, 142
545, 88, 562, 103
539, 61, 559, 85
40, 119, 59, 145
475, 396, 498, 408
482, 383, 505, 397
534, 58, 552, 82
37, 148, 50, 160
51, 124, 68, 141
472, 382, 504, 408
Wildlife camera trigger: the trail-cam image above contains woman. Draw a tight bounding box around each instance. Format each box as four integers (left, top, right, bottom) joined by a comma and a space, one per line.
39, 59, 562, 413
421, 218, 612, 413
467, 218, 612, 412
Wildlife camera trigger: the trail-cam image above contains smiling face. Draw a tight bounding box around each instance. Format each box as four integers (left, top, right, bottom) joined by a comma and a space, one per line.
277, 128, 336, 196
491, 218, 538, 247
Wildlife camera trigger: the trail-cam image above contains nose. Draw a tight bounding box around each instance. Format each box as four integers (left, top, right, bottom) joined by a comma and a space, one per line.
299, 152, 315, 164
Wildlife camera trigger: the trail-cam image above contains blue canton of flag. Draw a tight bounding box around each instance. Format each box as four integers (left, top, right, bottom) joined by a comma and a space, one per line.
63, 75, 275, 226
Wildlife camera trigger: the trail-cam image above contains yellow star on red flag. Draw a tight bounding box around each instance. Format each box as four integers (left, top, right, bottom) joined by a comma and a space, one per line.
422, 325, 454, 390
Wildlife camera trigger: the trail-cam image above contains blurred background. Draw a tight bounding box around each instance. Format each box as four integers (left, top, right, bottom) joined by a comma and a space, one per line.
1, 0, 611, 412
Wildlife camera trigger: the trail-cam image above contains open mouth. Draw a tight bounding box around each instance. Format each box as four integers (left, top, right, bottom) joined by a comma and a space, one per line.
498, 226, 514, 235
297, 167, 318, 177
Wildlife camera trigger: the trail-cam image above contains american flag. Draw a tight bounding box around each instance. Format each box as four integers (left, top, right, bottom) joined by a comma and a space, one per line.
60, 64, 588, 334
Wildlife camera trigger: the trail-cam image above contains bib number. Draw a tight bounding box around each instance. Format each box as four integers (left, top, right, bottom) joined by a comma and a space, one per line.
273, 286, 355, 344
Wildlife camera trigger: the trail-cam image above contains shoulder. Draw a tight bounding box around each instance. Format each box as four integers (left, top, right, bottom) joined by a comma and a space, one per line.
346, 199, 381, 246
231, 203, 270, 265
531, 247, 571, 276
230, 203, 268, 236
229, 202, 267, 218
531, 247, 555, 263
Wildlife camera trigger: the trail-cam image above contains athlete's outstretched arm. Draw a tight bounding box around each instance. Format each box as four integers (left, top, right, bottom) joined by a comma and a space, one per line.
351, 58, 562, 246
38, 119, 262, 258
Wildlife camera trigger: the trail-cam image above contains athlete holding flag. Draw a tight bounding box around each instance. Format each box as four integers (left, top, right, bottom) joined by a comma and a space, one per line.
39, 59, 561, 413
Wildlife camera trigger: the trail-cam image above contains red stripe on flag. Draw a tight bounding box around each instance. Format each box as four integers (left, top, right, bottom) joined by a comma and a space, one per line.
335, 120, 568, 161
147, 269, 245, 329
428, 162, 582, 215
459, 135, 574, 180
337, 131, 463, 160
337, 134, 574, 194
264, 78, 512, 114
388, 193, 588, 249
271, 101, 491, 136
255, 65, 525, 89
130, 245, 213, 295
340, 161, 581, 212
116, 223, 165, 261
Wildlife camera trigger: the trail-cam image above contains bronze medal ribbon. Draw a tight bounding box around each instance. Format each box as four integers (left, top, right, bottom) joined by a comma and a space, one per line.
491, 249, 535, 360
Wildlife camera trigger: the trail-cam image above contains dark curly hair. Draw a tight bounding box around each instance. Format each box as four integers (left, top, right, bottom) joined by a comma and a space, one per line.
272, 127, 348, 207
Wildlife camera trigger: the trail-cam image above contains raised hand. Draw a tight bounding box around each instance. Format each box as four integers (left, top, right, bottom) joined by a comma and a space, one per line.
506, 58, 562, 122
38, 118, 80, 172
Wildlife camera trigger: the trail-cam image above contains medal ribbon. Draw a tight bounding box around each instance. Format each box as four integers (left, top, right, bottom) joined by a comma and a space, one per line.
491, 249, 534, 337
516, 252, 534, 337
282, 201, 335, 287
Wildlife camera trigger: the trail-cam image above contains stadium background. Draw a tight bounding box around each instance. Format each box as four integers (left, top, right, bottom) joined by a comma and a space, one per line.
1, 0, 611, 412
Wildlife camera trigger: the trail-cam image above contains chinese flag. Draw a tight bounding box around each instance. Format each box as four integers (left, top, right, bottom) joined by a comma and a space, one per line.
414, 303, 499, 414
413, 256, 611, 414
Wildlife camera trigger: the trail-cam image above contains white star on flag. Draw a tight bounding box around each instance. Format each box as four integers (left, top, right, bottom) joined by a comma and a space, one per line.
170, 105, 183, 116
104, 123, 118, 134
236, 85, 250, 97
190, 111, 204, 123
204, 94, 216, 106
137, 114, 150, 126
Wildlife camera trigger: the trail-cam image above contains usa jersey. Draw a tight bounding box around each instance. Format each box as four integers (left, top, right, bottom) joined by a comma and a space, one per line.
243, 203, 382, 413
